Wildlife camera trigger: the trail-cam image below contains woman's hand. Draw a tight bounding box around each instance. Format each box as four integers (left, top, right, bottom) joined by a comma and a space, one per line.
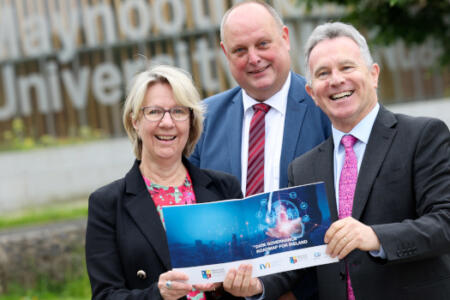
158, 270, 192, 300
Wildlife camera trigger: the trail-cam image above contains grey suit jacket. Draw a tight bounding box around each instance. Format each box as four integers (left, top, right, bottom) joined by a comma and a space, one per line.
86, 158, 243, 300
261, 106, 450, 300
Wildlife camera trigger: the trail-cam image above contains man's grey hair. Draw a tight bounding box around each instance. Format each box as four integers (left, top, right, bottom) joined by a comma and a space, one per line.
220, 0, 284, 46
304, 22, 374, 83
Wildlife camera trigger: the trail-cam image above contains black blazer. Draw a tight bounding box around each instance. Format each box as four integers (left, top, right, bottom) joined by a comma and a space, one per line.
261, 106, 450, 300
86, 158, 243, 300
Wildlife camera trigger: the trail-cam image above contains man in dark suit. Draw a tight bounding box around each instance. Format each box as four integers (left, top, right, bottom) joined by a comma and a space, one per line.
189, 0, 330, 194
223, 22, 450, 300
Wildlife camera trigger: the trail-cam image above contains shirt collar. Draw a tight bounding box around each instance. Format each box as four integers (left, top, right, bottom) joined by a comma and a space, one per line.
242, 72, 291, 114
332, 102, 380, 149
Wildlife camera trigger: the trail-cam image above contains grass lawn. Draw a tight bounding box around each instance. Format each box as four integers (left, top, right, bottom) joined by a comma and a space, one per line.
0, 199, 88, 230
0, 272, 91, 300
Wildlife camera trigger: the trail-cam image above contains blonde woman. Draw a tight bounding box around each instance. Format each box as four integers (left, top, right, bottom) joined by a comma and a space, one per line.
86, 65, 242, 300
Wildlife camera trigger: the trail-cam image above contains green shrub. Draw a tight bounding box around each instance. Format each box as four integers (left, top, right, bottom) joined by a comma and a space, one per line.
1, 118, 106, 153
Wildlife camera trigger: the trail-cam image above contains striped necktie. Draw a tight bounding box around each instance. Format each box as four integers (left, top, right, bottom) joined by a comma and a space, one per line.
246, 103, 270, 196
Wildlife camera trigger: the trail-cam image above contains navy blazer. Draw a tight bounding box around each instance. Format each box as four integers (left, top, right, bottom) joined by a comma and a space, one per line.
189, 72, 331, 189
85, 158, 243, 300
261, 107, 450, 300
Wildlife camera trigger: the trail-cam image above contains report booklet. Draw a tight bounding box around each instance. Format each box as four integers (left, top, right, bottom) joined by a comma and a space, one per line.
162, 182, 338, 284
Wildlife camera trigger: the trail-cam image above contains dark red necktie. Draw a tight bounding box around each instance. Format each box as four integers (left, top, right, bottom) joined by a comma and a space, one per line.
246, 103, 270, 196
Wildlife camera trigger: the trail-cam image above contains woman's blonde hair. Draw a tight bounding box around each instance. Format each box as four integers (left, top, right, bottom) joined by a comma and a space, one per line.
123, 64, 204, 159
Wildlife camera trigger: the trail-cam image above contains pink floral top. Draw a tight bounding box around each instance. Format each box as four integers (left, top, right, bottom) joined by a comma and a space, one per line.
143, 173, 206, 300
143, 173, 196, 224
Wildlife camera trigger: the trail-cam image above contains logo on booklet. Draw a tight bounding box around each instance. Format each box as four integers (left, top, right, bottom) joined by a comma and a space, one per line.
290, 254, 307, 264
259, 262, 271, 270
201, 270, 212, 279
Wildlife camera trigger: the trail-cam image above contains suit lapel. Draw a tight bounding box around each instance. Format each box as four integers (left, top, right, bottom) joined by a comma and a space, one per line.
123, 161, 172, 270
317, 138, 339, 221
280, 73, 308, 186
352, 107, 397, 220
227, 91, 244, 182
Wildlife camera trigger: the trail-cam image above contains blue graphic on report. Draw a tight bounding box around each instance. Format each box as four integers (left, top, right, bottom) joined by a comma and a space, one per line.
163, 182, 333, 270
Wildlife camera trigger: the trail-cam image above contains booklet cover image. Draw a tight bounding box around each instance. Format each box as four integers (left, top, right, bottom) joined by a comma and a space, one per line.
163, 182, 332, 269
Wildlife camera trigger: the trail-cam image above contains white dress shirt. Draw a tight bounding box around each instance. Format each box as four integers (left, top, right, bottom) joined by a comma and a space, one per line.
241, 73, 291, 195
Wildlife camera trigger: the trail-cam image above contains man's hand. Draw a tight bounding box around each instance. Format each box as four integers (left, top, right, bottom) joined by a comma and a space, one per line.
223, 264, 262, 297
324, 217, 381, 259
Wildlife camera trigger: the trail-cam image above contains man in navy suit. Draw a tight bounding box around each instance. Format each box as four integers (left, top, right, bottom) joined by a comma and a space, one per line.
189, 0, 330, 195
190, 2, 329, 299
223, 22, 450, 300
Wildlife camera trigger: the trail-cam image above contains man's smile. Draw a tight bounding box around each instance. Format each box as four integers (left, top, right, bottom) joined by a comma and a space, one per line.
330, 90, 354, 101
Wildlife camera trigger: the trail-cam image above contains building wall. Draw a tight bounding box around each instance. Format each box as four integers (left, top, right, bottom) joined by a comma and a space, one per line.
0, 138, 133, 212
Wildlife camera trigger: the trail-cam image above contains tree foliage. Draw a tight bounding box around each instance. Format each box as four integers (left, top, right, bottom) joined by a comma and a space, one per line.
298, 0, 450, 65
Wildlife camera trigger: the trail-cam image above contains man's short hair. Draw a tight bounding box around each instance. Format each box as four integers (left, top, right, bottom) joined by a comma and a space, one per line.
304, 22, 374, 83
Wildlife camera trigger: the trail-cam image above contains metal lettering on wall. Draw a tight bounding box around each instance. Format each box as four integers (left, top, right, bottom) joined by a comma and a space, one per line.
0, 0, 448, 140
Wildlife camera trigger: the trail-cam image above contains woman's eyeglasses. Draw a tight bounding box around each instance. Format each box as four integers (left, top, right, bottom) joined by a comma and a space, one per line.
141, 106, 191, 122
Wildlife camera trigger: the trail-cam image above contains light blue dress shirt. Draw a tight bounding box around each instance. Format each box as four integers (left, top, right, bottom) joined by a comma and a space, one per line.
332, 103, 380, 204
332, 103, 385, 258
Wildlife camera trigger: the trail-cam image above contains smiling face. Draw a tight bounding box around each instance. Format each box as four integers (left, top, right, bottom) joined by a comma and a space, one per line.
306, 36, 380, 132
220, 3, 291, 101
132, 82, 190, 164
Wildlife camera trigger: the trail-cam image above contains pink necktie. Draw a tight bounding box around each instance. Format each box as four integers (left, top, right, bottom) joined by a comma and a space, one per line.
339, 134, 358, 300
246, 103, 270, 196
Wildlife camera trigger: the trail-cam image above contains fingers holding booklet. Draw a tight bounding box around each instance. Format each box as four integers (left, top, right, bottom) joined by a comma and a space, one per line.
223, 264, 262, 297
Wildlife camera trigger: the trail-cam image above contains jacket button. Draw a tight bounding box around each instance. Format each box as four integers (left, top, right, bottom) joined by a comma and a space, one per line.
137, 270, 147, 279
